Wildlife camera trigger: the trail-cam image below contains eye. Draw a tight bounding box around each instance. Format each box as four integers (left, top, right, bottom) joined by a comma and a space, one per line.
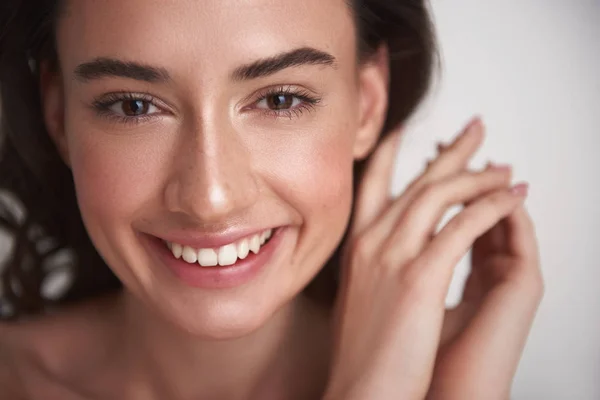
92, 92, 164, 125
111, 99, 158, 117
257, 93, 302, 111
249, 85, 322, 119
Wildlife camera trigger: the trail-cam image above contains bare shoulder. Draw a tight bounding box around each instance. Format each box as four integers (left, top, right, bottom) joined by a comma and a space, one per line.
0, 322, 29, 398
0, 294, 123, 398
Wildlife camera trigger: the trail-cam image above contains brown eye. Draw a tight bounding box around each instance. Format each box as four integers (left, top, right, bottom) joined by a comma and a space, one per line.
266, 94, 296, 110
121, 100, 150, 116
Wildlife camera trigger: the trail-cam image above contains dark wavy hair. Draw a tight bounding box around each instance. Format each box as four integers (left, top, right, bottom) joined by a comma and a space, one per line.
0, 0, 438, 319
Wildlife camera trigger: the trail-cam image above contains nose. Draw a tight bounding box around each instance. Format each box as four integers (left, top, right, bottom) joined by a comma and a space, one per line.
164, 115, 259, 224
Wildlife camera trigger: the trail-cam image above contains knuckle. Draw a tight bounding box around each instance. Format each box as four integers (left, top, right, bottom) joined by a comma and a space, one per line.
419, 182, 440, 200
482, 191, 517, 216
523, 271, 545, 299
404, 178, 425, 199
447, 209, 475, 234
487, 190, 510, 207
506, 265, 545, 300
412, 182, 443, 211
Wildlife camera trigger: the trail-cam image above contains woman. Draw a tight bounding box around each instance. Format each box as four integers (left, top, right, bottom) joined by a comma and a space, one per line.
0, 0, 544, 398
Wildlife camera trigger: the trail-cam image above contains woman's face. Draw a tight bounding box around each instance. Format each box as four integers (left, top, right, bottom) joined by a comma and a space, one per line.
45, 0, 387, 337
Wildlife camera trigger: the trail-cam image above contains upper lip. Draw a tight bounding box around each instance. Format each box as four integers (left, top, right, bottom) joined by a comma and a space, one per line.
151, 226, 279, 249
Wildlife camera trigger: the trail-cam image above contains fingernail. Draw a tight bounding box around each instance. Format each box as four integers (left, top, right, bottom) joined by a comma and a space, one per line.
470, 115, 483, 129
436, 142, 447, 152
511, 182, 529, 196
489, 162, 511, 171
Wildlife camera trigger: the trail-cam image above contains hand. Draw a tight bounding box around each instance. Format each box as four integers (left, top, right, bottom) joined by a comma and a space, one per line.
426, 169, 544, 398
323, 118, 535, 400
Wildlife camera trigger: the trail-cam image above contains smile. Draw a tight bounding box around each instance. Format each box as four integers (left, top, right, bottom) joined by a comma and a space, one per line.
141, 226, 287, 289
165, 228, 273, 267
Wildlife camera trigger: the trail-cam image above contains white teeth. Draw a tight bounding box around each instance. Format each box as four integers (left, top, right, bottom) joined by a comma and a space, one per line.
218, 244, 238, 266
237, 239, 250, 260
166, 228, 275, 266
182, 246, 197, 263
249, 235, 261, 254
197, 248, 218, 267
172, 243, 183, 259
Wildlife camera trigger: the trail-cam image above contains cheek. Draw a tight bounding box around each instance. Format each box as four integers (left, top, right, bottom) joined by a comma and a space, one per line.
284, 137, 353, 216
66, 128, 169, 228
257, 118, 357, 244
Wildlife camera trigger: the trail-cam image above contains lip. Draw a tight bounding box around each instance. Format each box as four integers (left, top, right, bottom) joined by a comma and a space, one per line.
139, 227, 287, 289
156, 226, 277, 249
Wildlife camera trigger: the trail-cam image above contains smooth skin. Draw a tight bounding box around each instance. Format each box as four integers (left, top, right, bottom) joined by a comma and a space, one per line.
0, 0, 543, 398
0, 119, 544, 400
325, 119, 543, 400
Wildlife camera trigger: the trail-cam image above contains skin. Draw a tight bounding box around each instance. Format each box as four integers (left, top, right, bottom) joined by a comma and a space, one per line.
2, 0, 387, 399
324, 119, 544, 399
0, 0, 544, 399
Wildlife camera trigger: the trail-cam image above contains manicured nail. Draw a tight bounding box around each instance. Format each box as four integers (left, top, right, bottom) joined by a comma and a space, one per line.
511, 182, 529, 196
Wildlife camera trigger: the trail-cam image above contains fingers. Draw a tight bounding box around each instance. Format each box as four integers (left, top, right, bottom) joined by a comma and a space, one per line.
351, 130, 401, 236
366, 117, 485, 245
424, 117, 484, 180
381, 167, 513, 264
413, 187, 528, 298
505, 200, 539, 263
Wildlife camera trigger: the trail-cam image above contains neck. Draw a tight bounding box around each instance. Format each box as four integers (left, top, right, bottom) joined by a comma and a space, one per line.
118, 291, 331, 400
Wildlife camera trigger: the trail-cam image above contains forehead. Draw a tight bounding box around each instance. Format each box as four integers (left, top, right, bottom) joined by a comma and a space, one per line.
56, 0, 357, 80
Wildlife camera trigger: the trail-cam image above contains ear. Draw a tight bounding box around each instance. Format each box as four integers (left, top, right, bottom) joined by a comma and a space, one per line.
39, 60, 70, 167
353, 44, 390, 160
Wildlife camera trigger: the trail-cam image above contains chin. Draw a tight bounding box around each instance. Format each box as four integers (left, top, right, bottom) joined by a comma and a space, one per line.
148, 286, 293, 340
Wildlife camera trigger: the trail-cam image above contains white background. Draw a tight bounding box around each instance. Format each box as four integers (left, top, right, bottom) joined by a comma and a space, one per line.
395, 1, 600, 399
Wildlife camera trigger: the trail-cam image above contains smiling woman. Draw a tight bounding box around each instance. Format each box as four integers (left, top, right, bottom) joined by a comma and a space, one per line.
0, 0, 543, 399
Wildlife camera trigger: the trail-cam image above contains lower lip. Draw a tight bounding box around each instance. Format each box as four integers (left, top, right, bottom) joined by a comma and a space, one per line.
140, 228, 286, 289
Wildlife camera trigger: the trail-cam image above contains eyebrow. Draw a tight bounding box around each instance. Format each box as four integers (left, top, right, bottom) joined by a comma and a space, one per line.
230, 47, 337, 81
74, 57, 172, 83
73, 47, 337, 84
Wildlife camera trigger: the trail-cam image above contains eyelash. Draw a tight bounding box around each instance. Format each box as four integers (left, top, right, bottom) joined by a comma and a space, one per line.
91, 86, 322, 126
251, 85, 322, 120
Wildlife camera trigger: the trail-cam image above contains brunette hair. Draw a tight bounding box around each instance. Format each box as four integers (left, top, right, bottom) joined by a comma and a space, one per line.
0, 0, 438, 318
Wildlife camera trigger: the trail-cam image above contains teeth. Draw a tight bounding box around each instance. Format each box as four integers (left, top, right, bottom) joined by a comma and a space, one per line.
249, 235, 261, 254
166, 228, 274, 267
182, 246, 197, 263
172, 243, 183, 259
218, 244, 237, 266
259, 231, 267, 245
197, 248, 218, 267
237, 239, 249, 260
